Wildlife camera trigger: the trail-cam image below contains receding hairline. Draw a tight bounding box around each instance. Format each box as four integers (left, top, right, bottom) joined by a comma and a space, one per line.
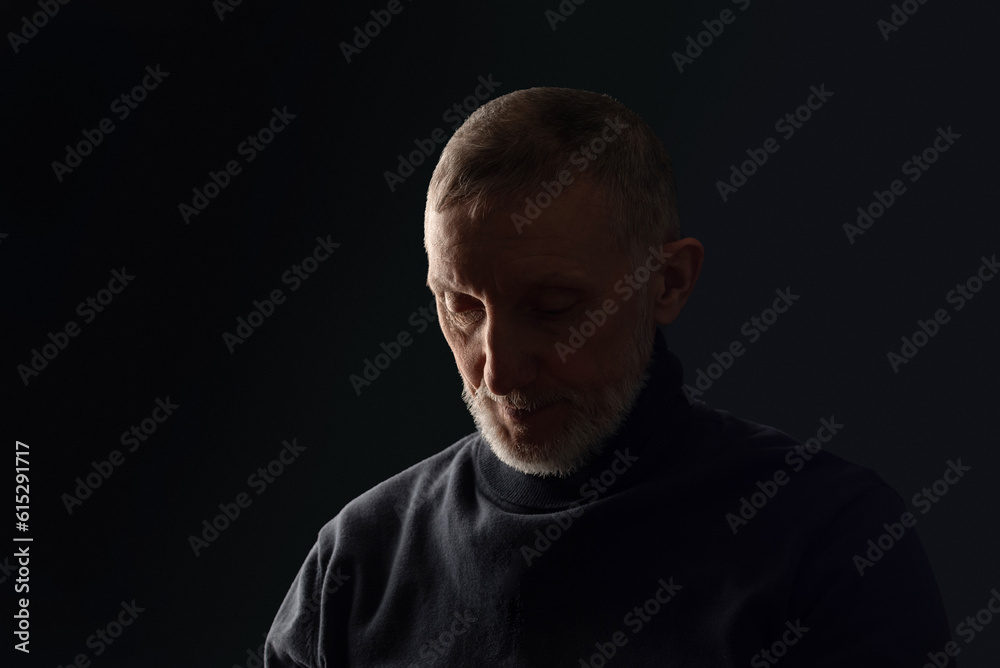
424, 174, 614, 255
424, 86, 681, 259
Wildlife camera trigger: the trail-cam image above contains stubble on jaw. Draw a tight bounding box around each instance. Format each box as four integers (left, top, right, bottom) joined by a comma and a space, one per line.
462, 300, 655, 478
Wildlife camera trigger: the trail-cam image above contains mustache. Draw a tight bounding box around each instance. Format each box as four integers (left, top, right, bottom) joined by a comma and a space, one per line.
469, 385, 574, 411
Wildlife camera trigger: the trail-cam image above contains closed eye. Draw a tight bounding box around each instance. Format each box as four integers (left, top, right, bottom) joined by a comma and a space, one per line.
538, 305, 575, 318
445, 308, 485, 326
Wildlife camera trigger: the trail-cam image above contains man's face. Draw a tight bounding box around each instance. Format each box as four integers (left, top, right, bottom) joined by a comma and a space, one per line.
425, 183, 657, 477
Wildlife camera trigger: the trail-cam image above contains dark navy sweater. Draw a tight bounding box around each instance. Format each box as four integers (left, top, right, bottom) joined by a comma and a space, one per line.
265, 332, 952, 667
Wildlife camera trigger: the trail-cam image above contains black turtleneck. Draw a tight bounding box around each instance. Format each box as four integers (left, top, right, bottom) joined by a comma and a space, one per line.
266, 329, 953, 667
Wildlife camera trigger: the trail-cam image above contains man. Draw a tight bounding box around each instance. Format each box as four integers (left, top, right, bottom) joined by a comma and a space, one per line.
265, 88, 952, 666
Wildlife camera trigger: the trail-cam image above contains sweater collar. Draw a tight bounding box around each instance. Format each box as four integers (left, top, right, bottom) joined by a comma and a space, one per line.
472, 327, 692, 512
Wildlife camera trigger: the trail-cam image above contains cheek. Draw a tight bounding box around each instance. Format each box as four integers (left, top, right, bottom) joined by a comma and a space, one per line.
441, 324, 481, 384
546, 354, 591, 391
550, 300, 641, 381
542, 328, 606, 389
456, 348, 481, 384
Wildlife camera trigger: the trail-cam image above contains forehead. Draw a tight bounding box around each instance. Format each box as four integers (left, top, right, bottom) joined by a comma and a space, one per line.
425, 182, 621, 291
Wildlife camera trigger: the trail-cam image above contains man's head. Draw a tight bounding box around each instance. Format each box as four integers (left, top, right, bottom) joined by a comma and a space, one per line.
424, 87, 703, 477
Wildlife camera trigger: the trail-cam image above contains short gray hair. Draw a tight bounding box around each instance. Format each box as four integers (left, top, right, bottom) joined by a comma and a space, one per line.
426, 87, 680, 260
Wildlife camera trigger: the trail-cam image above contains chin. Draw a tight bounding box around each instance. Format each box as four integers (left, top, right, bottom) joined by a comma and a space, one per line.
461, 371, 647, 479
460, 313, 657, 478
484, 412, 602, 478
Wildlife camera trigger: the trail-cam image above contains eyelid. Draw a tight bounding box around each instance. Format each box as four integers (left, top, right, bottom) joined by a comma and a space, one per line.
534, 287, 579, 310
444, 285, 582, 314
441, 291, 483, 311
445, 308, 485, 328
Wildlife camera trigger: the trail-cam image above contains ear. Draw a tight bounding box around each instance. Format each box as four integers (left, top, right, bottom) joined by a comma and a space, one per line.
649, 237, 704, 326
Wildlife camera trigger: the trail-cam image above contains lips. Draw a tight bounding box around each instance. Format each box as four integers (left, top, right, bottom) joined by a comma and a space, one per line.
500, 401, 557, 425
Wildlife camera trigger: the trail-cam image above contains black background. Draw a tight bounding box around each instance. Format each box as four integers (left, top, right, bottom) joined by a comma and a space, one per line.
2, 0, 998, 665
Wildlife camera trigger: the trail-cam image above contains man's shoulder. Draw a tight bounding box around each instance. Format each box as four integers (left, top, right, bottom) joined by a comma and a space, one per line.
683, 401, 894, 508
316, 431, 479, 543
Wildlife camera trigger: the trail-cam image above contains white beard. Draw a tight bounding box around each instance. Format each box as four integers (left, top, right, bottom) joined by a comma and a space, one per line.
462, 300, 655, 478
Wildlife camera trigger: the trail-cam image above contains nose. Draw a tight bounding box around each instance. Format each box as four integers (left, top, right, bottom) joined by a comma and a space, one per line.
481, 315, 536, 397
